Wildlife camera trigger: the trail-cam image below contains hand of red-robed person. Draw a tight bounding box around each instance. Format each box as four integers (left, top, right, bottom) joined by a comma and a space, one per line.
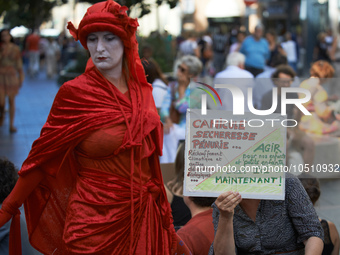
0, 169, 44, 255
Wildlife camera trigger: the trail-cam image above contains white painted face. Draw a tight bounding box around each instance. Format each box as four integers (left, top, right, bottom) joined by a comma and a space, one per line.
87, 31, 124, 73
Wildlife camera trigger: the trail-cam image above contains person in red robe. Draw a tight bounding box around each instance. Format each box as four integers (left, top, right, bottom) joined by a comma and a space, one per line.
0, 1, 191, 254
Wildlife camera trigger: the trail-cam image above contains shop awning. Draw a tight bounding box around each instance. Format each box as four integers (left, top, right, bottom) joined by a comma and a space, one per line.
206, 0, 245, 18
10, 26, 29, 37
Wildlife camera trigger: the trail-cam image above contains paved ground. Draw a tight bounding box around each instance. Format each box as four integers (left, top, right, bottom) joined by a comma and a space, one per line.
0, 72, 59, 167
1, 71, 340, 249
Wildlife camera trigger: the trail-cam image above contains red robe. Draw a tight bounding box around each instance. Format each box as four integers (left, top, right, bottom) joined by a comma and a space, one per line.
18, 66, 179, 254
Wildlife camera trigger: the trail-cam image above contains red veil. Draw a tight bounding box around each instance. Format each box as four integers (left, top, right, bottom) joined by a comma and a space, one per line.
19, 66, 176, 254
10, 0, 180, 254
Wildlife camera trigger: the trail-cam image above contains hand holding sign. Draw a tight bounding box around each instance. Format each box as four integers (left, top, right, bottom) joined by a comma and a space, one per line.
215, 191, 242, 219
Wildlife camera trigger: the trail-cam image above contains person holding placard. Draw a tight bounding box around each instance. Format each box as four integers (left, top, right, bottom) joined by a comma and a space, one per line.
209, 174, 324, 255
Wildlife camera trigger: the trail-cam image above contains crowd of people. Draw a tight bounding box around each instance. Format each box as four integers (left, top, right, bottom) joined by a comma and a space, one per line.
143, 24, 340, 164
0, 0, 340, 254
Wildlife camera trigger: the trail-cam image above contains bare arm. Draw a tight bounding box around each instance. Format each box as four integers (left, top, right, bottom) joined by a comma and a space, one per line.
304, 236, 324, 255
328, 221, 340, 255
214, 215, 236, 255
164, 184, 174, 204
213, 191, 242, 255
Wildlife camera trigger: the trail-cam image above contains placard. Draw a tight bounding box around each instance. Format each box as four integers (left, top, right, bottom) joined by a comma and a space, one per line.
184, 109, 287, 200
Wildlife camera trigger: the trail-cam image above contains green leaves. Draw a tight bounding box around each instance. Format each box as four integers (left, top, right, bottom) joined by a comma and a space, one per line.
2, 0, 58, 30
2, 0, 179, 30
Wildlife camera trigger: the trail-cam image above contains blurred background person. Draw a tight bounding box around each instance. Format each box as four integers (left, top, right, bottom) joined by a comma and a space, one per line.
45, 37, 60, 79
140, 44, 153, 62
0, 29, 24, 133
229, 30, 246, 53
214, 52, 254, 112
299, 173, 340, 255
287, 106, 315, 172
281, 32, 298, 72
252, 53, 289, 109
142, 58, 168, 115
299, 60, 337, 135
261, 65, 297, 119
25, 30, 40, 78
240, 24, 270, 77
178, 30, 200, 58
329, 25, 340, 76
314, 32, 332, 62
177, 196, 216, 255
265, 29, 286, 68
198, 31, 213, 77
160, 55, 202, 163
259, 65, 316, 170
212, 26, 229, 74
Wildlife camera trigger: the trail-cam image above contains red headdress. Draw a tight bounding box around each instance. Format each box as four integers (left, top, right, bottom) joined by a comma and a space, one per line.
67, 0, 137, 50
67, 0, 146, 86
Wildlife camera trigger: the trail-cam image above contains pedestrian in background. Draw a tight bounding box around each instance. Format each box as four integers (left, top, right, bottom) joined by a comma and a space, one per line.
160, 55, 202, 163
281, 31, 298, 71
0, 29, 24, 133
266, 29, 286, 68
214, 52, 254, 112
142, 58, 168, 115
25, 30, 40, 78
45, 37, 60, 79
212, 26, 229, 74
240, 24, 270, 77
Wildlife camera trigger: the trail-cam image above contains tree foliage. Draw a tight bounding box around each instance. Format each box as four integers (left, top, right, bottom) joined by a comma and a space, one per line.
79, 0, 179, 17
0, 0, 179, 30
1, 0, 66, 30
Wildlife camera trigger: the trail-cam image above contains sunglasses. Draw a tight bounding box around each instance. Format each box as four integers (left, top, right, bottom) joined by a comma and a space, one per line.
276, 79, 293, 85
177, 65, 188, 73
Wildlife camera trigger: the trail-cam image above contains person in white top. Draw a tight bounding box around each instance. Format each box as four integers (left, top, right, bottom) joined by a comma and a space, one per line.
141, 58, 168, 115
281, 32, 298, 71
214, 52, 254, 112
229, 31, 246, 54
178, 31, 200, 58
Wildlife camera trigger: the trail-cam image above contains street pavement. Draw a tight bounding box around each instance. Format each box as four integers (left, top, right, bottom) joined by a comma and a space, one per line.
1, 71, 340, 247
0, 71, 59, 167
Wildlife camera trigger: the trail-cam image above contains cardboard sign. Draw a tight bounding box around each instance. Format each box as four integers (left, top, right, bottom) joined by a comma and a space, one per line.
184, 109, 287, 200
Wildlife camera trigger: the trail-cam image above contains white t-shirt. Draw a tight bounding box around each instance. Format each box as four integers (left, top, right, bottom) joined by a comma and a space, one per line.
152, 79, 168, 108
179, 40, 198, 56
281, 40, 297, 62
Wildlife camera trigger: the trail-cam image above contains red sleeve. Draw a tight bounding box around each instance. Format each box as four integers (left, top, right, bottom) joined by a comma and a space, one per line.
0, 170, 44, 255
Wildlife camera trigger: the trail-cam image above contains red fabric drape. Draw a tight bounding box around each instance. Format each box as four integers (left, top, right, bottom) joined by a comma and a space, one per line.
16, 67, 177, 254
1, 1, 191, 254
